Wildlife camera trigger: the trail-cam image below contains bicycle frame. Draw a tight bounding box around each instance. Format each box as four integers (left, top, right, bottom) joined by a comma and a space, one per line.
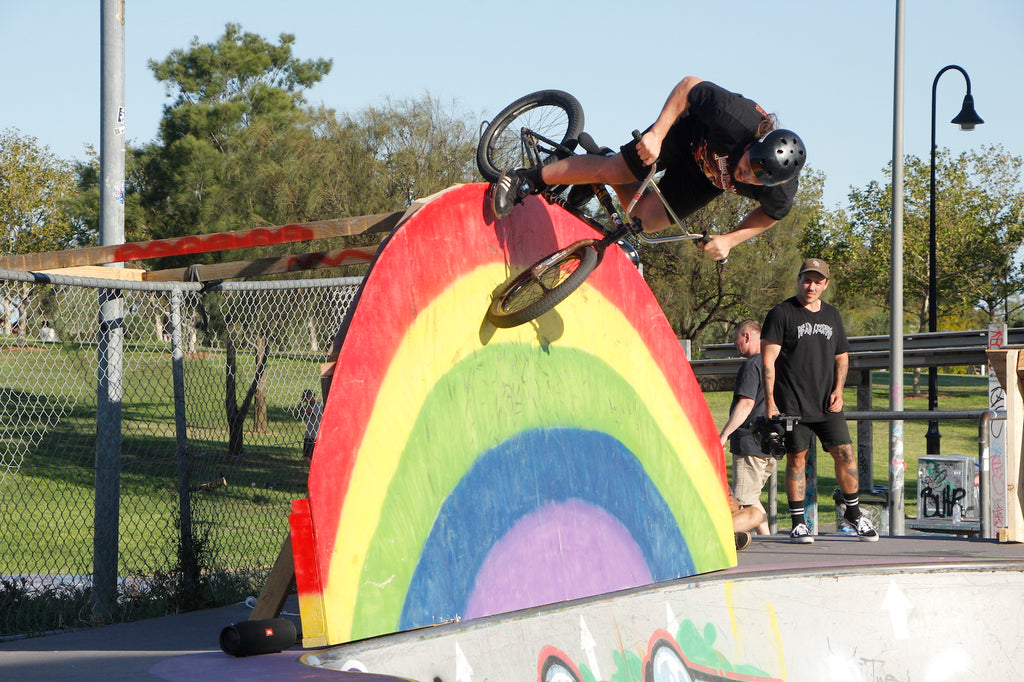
630, 166, 705, 245
517, 129, 576, 171
572, 131, 706, 247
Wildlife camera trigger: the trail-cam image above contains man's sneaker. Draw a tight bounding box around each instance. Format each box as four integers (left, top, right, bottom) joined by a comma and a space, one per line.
789, 522, 814, 544
854, 515, 879, 542
490, 168, 531, 220
734, 531, 752, 551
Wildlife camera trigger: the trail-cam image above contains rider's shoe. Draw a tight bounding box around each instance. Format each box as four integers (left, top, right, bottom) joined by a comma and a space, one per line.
734, 531, 752, 551
490, 169, 533, 220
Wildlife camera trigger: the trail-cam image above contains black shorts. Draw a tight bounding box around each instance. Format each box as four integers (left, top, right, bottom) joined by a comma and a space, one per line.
619, 121, 722, 222
785, 413, 851, 454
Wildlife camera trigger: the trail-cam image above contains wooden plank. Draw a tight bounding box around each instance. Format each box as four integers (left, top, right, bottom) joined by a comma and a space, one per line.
249, 532, 295, 621
0, 212, 402, 272
143, 245, 380, 282
38, 266, 146, 281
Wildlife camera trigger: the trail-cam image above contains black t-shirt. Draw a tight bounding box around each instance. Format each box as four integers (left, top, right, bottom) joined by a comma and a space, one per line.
761, 297, 849, 422
664, 81, 798, 221
729, 352, 765, 456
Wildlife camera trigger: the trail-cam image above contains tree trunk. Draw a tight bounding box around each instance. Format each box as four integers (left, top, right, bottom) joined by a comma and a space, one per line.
252, 334, 268, 434
225, 333, 245, 457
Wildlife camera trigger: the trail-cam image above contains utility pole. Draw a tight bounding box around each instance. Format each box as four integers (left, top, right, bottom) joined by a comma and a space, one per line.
95, 0, 126, 622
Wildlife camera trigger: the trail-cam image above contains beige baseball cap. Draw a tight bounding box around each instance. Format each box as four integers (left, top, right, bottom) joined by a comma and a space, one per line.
798, 258, 830, 279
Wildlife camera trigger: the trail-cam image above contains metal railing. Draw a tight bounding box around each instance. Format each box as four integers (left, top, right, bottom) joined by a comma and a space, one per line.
758, 409, 1005, 539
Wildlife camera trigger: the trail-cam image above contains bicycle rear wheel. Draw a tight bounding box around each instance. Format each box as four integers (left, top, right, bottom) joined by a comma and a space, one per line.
477, 90, 585, 182
487, 242, 600, 328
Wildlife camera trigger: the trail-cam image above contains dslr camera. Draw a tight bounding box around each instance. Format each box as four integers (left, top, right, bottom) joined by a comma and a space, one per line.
752, 414, 800, 460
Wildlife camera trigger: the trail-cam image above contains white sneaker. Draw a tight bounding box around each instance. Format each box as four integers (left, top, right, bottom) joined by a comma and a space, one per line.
855, 515, 879, 542
789, 522, 814, 544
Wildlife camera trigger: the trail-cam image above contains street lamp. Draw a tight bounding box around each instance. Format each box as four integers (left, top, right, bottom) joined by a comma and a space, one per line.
927, 64, 984, 455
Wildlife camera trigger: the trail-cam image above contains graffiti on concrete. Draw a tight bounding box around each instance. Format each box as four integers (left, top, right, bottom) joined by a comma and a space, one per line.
917, 456, 978, 521
537, 620, 779, 682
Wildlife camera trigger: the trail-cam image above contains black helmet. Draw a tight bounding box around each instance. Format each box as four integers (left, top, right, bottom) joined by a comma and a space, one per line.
748, 129, 805, 186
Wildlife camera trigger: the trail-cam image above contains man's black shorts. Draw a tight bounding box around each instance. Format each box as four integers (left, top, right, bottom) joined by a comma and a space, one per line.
619, 121, 722, 222
784, 413, 852, 454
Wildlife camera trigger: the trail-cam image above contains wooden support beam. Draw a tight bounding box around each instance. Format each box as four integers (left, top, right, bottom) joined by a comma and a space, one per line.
249, 533, 296, 621
143, 245, 380, 282
0, 212, 401, 272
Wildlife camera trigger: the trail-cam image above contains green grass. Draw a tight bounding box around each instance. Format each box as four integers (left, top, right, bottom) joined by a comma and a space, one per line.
1, 340, 321, 576
705, 371, 992, 531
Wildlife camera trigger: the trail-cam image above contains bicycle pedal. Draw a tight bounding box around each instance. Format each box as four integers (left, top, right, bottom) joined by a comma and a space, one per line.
615, 239, 641, 268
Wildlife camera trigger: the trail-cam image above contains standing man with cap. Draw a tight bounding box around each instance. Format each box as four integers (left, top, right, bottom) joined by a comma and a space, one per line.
761, 258, 879, 543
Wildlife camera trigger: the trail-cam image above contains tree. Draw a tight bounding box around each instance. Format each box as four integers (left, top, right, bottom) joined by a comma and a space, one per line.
0, 128, 78, 255
138, 23, 333, 253
355, 94, 479, 207
815, 146, 1024, 333
131, 24, 332, 458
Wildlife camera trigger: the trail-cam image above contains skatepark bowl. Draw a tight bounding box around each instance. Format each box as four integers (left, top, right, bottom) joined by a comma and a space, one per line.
299, 534, 1024, 682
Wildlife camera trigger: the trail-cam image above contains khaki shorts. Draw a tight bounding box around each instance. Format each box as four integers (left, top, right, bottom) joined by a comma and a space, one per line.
732, 454, 777, 507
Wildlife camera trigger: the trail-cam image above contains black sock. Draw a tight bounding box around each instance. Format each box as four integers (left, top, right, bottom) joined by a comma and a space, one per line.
843, 492, 862, 523
520, 166, 548, 192
788, 501, 806, 527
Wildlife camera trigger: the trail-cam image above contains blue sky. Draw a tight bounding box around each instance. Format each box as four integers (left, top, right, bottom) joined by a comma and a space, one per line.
2, 1, 1021, 209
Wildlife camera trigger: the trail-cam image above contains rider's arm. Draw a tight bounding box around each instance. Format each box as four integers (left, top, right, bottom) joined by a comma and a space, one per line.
829, 351, 850, 412
761, 341, 782, 419
703, 207, 777, 261
637, 76, 704, 166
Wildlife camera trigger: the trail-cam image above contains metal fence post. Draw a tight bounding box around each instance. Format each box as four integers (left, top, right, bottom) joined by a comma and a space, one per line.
170, 287, 197, 594
857, 370, 874, 491
94, 286, 123, 621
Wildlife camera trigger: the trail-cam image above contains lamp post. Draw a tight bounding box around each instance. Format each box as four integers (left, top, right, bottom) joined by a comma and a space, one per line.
926, 65, 984, 455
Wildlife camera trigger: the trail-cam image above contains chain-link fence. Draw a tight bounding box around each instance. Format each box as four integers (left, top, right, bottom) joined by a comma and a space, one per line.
0, 270, 362, 638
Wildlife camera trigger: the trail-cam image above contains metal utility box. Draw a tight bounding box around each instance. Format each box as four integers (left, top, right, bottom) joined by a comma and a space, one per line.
917, 455, 979, 522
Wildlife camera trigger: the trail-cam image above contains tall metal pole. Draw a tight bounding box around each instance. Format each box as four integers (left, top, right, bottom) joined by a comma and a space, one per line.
888, 0, 906, 535
100, 0, 126, 250
94, 0, 126, 622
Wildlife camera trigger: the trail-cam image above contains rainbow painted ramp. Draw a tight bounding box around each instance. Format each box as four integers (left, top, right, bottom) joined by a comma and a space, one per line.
289, 184, 733, 647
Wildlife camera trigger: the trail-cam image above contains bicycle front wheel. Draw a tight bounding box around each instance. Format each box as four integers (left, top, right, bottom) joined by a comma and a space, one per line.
477, 90, 585, 182
487, 242, 600, 328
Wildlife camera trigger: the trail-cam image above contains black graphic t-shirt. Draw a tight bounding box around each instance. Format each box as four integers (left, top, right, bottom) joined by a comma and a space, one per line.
761, 297, 849, 421
681, 81, 797, 220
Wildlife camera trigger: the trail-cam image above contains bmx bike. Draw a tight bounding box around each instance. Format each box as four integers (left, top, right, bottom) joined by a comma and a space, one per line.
477, 90, 708, 329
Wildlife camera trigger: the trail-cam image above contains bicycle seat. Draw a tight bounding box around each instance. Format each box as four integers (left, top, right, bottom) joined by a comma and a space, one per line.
577, 132, 614, 157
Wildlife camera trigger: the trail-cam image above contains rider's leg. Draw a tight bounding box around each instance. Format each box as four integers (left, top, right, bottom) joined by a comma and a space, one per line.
538, 152, 637, 187
492, 153, 639, 220
620, 190, 672, 233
